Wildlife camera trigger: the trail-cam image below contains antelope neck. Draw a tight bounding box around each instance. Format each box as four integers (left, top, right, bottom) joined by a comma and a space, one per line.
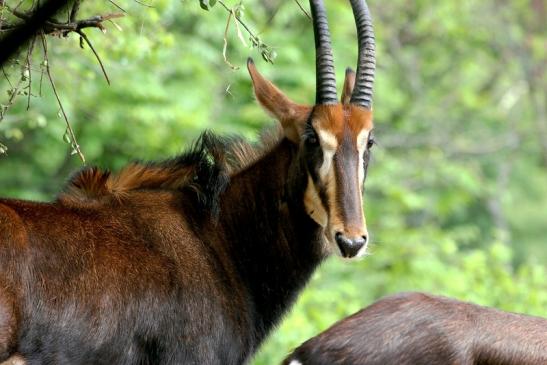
216, 138, 325, 347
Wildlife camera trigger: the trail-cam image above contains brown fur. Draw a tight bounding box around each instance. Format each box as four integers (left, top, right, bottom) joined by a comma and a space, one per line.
312, 104, 373, 140
59, 162, 200, 205
0, 111, 330, 365
0, 0, 380, 362
309, 104, 373, 243
221, 127, 285, 175
247, 59, 312, 143
0, 61, 377, 364
283, 292, 547, 365
58, 129, 283, 209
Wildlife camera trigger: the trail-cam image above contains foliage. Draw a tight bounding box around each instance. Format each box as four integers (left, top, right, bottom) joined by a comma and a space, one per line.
0, 0, 545, 363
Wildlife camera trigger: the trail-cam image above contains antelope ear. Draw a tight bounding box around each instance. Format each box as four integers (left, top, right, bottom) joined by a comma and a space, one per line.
341, 67, 356, 104
247, 58, 311, 143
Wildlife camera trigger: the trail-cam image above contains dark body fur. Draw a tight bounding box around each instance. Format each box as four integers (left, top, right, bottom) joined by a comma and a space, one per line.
283, 292, 547, 365
0, 133, 325, 365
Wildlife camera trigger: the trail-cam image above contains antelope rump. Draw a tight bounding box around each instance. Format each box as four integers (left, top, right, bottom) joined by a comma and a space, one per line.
0, 0, 377, 363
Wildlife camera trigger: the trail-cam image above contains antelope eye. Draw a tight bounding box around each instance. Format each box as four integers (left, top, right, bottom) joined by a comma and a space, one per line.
367, 136, 376, 149
304, 129, 320, 147
307, 135, 318, 146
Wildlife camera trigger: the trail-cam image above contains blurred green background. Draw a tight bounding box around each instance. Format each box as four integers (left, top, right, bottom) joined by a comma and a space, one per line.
1, 0, 546, 363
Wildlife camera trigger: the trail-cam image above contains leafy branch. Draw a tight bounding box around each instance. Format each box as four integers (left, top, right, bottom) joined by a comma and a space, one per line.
4, 6, 123, 36
0, 0, 307, 157
1, 4, 124, 85
201, 0, 277, 67
0, 0, 125, 158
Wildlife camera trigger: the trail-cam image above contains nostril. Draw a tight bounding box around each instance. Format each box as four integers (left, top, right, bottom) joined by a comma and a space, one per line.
362, 235, 368, 245
335, 232, 366, 258
335, 232, 350, 246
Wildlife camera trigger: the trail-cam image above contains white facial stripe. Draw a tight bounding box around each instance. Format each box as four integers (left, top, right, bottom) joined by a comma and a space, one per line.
356, 129, 369, 151
307, 126, 372, 259
319, 149, 335, 178
317, 130, 337, 178
318, 130, 337, 150
356, 129, 370, 185
304, 176, 328, 227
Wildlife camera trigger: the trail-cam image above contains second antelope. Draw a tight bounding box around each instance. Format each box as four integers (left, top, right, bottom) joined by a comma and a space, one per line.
0, 0, 377, 364
283, 292, 547, 365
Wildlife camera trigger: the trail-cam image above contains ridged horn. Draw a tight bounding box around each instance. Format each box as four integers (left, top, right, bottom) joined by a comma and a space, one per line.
309, 0, 338, 105
349, 0, 376, 109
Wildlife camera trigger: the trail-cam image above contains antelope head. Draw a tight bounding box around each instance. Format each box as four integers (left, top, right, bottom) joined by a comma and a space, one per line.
248, 0, 376, 259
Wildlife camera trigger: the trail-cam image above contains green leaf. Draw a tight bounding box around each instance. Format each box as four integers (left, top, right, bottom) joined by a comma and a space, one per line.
199, 0, 217, 11
235, 4, 245, 19
63, 130, 71, 144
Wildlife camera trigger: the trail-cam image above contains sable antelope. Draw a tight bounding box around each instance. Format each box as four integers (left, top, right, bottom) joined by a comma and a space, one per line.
0, 0, 377, 363
283, 292, 547, 365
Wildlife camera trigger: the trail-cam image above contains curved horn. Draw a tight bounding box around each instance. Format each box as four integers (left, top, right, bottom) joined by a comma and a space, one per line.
309, 0, 338, 105
349, 0, 376, 109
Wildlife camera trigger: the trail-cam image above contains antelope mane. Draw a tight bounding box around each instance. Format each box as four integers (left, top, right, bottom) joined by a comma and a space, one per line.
58, 127, 283, 214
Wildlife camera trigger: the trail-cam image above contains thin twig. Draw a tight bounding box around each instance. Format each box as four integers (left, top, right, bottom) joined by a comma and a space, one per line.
40, 33, 85, 163
218, 0, 259, 45
12, 0, 26, 12
217, 0, 276, 63
26, 36, 36, 109
76, 29, 110, 84
133, 0, 154, 8
1, 66, 13, 88
293, 0, 311, 20
108, 0, 127, 14
0, 77, 23, 122
222, 11, 239, 70
8, 0, 25, 18
0, 51, 32, 122
39, 59, 44, 96
108, 18, 123, 31
69, 0, 81, 22
232, 8, 247, 47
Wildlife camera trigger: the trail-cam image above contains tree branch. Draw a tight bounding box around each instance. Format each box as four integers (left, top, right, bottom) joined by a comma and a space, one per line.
40, 33, 85, 163
293, 0, 311, 20
76, 29, 111, 84
1, 6, 124, 36
69, 0, 81, 23
0, 0, 73, 65
217, 0, 276, 63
